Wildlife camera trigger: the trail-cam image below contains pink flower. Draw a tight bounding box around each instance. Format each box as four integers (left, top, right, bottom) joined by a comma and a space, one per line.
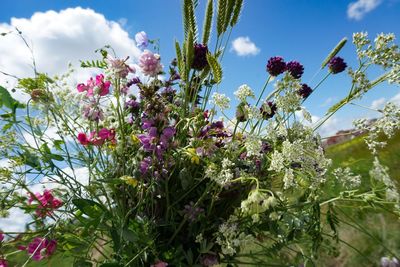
151, 261, 168, 267
76, 75, 110, 97
0, 232, 4, 242
107, 56, 135, 79
28, 190, 63, 218
0, 259, 8, 267
27, 237, 57, 261
95, 74, 111, 96
139, 50, 163, 77
77, 133, 90, 146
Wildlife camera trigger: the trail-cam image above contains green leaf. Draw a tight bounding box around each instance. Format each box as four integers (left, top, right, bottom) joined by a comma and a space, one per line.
206, 53, 223, 84
122, 228, 138, 243
99, 263, 121, 267
0, 85, 14, 109
202, 0, 214, 45
80, 60, 107, 69
18, 149, 41, 170
72, 199, 106, 219
73, 260, 93, 267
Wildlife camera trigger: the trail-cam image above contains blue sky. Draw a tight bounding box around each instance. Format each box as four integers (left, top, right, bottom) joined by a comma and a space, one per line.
0, 0, 399, 135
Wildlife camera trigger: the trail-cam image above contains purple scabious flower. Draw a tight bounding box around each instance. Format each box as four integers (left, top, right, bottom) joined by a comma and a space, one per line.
192, 43, 209, 70
266, 56, 286, 76
298, 83, 313, 98
135, 31, 149, 50
286, 61, 304, 79
260, 101, 277, 120
328, 56, 347, 74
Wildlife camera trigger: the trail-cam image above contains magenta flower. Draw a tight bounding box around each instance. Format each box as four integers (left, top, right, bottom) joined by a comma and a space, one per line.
95, 74, 111, 96
28, 189, 62, 218
0, 259, 8, 267
0, 232, 4, 242
27, 237, 57, 261
139, 50, 163, 77
77, 133, 89, 146
151, 261, 168, 267
135, 31, 149, 50
76, 74, 110, 97
88, 128, 116, 146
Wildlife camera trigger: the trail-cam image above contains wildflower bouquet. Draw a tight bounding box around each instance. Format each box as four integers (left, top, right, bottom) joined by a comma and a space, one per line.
1, 0, 400, 266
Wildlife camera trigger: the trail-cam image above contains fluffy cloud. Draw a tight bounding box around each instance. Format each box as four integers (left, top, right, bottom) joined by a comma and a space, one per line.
370, 97, 386, 109
347, 0, 383, 20
231, 36, 260, 56
0, 7, 141, 102
390, 91, 400, 105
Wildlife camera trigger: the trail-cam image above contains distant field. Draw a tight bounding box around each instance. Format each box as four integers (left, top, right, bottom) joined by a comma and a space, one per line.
319, 131, 400, 267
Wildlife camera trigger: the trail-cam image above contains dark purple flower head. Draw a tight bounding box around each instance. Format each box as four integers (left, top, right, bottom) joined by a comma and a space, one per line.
266, 56, 286, 76
201, 254, 219, 266
261, 141, 272, 153
183, 201, 204, 222
286, 61, 304, 79
127, 77, 141, 88
328, 56, 347, 74
192, 43, 209, 70
260, 101, 277, 120
125, 99, 140, 111
211, 121, 224, 129
298, 83, 313, 98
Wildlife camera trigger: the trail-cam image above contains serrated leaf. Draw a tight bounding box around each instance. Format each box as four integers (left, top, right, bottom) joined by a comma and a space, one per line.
206, 53, 222, 84
202, 0, 214, 45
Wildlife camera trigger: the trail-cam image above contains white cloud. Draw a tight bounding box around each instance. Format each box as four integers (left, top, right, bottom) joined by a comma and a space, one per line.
0, 7, 141, 102
231, 36, 260, 56
390, 91, 400, 105
347, 0, 383, 20
370, 97, 386, 109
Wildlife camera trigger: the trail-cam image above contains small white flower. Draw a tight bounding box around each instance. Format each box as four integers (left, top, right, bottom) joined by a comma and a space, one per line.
234, 84, 255, 102
210, 92, 231, 110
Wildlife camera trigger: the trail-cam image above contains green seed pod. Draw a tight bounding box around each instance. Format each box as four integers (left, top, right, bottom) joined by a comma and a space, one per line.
321, 37, 348, 69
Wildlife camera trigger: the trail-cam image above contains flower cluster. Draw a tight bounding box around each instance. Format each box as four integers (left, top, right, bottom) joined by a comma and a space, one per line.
77, 128, 116, 146
28, 189, 62, 217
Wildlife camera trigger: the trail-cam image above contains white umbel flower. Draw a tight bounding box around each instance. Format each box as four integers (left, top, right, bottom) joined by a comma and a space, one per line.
234, 84, 255, 102
210, 92, 231, 110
